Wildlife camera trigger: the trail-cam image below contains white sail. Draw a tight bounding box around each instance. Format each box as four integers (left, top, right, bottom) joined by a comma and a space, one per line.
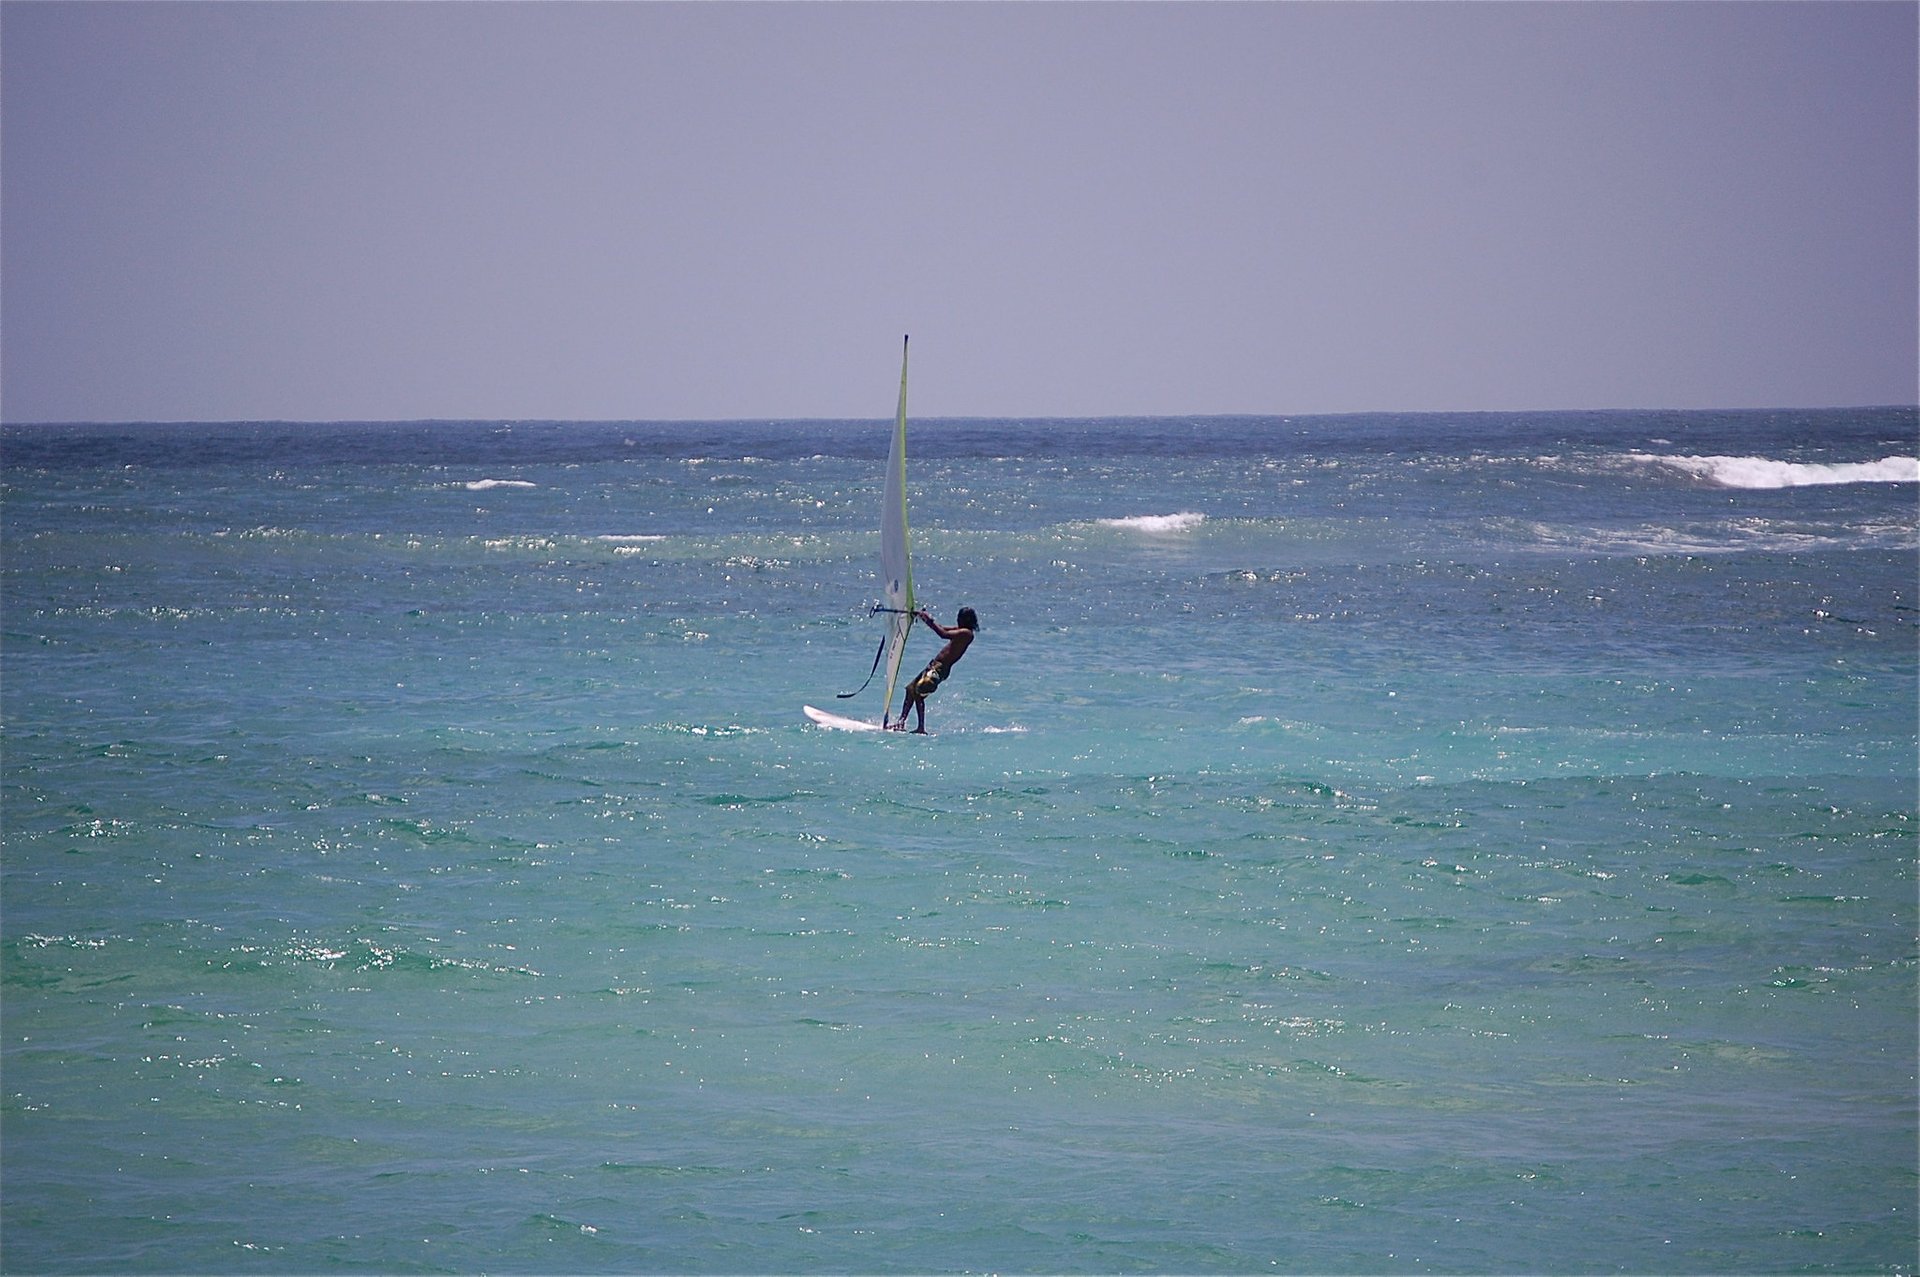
878, 336, 914, 725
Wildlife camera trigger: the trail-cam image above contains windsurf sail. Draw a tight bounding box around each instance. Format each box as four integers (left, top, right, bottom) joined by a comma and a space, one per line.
821, 336, 917, 724
877, 335, 915, 725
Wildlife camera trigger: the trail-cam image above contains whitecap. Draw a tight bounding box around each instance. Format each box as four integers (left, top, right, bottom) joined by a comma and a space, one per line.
1098, 512, 1206, 533
1630, 454, 1918, 489
464, 478, 537, 491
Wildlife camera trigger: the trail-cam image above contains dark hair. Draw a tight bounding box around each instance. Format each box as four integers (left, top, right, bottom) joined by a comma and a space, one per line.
957, 607, 978, 630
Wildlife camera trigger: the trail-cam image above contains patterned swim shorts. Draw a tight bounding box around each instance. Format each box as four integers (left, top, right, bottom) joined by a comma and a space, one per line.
907, 661, 949, 698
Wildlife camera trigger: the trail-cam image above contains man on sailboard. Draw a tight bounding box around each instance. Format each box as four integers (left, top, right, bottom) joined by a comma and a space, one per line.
892, 607, 976, 733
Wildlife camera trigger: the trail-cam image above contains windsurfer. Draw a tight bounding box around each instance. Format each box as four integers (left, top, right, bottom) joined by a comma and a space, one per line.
891, 607, 976, 733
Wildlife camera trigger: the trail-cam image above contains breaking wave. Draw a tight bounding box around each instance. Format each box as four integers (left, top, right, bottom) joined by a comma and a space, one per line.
1630, 454, 1918, 489
1097, 512, 1207, 533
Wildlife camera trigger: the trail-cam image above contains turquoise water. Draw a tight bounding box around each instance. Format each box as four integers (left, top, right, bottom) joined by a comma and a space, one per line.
3, 409, 1916, 1272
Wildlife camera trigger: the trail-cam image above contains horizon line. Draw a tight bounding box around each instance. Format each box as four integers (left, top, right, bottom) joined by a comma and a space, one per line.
6, 403, 1916, 429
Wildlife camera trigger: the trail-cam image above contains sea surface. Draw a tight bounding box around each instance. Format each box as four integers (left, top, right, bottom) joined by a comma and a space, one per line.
3, 407, 1916, 1274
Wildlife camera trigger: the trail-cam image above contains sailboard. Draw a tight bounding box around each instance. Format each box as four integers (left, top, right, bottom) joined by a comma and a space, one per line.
803, 703, 886, 732
803, 335, 916, 732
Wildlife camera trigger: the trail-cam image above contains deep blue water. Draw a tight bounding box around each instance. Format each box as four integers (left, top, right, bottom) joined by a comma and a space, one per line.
3, 407, 1916, 1273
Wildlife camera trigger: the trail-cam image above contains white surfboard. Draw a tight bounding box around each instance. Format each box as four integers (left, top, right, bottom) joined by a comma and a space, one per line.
803, 703, 886, 732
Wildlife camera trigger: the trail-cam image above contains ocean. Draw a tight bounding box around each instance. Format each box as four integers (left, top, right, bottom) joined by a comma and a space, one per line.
2, 407, 1915, 1274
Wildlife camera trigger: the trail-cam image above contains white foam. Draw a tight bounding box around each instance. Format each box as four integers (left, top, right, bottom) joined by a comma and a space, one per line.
1631, 453, 1918, 489
1098, 512, 1206, 533
464, 478, 537, 491
595, 534, 667, 543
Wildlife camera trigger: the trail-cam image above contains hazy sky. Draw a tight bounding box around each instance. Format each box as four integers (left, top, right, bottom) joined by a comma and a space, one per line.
3, 1, 1915, 423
